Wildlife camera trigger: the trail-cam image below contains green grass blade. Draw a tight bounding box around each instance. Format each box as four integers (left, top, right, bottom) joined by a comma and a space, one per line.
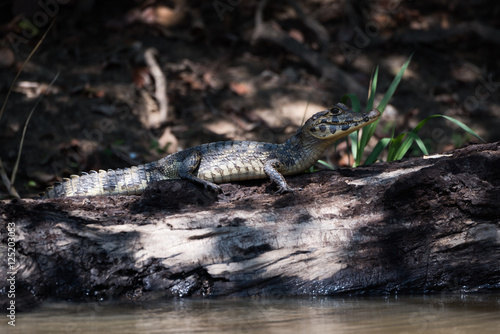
377, 54, 413, 112
348, 67, 380, 167
349, 131, 358, 162
357, 118, 380, 162
387, 133, 406, 161
342, 94, 361, 113
386, 113, 481, 162
366, 66, 379, 111
364, 137, 391, 165
355, 67, 379, 166
317, 159, 335, 170
430, 115, 483, 142
342, 94, 362, 163
414, 135, 429, 156
355, 120, 379, 166
410, 114, 484, 141
393, 132, 426, 161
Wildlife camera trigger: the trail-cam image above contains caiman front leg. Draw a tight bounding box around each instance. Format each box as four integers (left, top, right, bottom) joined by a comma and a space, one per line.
264, 159, 302, 193
178, 149, 221, 192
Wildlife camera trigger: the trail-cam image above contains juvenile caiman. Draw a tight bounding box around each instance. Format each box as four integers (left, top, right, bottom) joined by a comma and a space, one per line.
42, 103, 381, 198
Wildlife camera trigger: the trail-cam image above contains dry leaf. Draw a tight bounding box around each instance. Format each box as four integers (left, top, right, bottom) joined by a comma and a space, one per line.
230, 82, 251, 96
155, 5, 185, 27
0, 47, 15, 68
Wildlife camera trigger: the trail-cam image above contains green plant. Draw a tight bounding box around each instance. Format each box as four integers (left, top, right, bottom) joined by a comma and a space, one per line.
323, 54, 483, 169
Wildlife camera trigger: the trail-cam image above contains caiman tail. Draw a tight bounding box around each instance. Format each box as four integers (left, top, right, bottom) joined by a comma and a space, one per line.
42, 161, 167, 198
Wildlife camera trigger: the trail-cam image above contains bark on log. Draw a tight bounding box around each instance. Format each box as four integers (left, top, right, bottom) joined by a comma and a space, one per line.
1, 142, 499, 309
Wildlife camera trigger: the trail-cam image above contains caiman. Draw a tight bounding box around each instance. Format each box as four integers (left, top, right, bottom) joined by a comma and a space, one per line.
42, 103, 381, 198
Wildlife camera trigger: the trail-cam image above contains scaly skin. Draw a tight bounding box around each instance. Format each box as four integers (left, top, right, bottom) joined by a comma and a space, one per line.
42, 103, 381, 198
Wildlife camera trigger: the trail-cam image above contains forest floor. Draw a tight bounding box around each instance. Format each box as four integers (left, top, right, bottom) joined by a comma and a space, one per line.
0, 0, 499, 199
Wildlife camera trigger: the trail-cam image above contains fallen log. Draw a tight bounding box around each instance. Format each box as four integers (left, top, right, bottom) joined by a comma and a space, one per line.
1, 142, 499, 309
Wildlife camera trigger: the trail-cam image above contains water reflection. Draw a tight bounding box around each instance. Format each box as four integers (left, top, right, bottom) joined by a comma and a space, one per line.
6, 294, 500, 334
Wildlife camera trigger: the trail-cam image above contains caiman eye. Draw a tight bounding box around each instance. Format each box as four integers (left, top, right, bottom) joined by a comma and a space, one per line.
329, 107, 341, 115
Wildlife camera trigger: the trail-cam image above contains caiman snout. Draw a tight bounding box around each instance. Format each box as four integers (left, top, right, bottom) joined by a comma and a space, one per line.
368, 109, 381, 120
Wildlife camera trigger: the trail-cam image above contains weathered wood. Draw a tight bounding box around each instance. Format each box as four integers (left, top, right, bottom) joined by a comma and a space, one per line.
1, 142, 499, 309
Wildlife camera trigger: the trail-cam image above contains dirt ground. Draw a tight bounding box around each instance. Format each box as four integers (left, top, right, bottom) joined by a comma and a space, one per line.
0, 0, 499, 199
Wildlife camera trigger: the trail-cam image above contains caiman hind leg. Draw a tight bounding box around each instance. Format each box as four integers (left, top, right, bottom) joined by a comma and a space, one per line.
264, 159, 302, 193
179, 149, 221, 192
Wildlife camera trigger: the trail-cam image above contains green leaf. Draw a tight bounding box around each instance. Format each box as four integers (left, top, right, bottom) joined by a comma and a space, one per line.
355, 66, 380, 166
392, 132, 427, 161
377, 54, 413, 112
385, 111, 484, 162
366, 66, 379, 111
342, 94, 361, 113
411, 114, 484, 142
349, 131, 358, 162
342, 94, 362, 163
413, 135, 429, 156
364, 137, 391, 165
387, 133, 406, 161
387, 114, 484, 161
317, 159, 335, 170
356, 119, 380, 166
390, 114, 484, 162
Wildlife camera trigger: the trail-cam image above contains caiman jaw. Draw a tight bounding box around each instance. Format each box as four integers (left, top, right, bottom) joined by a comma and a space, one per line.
308, 103, 381, 140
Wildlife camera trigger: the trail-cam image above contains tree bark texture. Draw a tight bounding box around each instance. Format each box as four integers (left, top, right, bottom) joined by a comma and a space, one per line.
1, 142, 499, 309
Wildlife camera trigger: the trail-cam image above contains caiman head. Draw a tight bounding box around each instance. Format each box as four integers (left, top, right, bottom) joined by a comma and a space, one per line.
304, 103, 381, 142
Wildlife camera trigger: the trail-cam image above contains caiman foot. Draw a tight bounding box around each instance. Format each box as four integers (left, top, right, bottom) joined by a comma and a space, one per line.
276, 185, 302, 194
205, 182, 222, 193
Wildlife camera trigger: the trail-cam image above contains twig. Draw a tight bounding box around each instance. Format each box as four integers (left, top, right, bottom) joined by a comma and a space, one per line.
0, 159, 19, 198
0, 19, 56, 198
255, 0, 270, 28
144, 48, 168, 126
9, 71, 61, 195
300, 95, 312, 126
0, 19, 56, 123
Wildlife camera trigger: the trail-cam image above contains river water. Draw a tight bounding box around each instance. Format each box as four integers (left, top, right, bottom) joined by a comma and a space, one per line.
5, 294, 500, 333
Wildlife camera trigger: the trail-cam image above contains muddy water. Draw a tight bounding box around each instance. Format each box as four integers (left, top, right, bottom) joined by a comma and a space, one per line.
5, 294, 500, 333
